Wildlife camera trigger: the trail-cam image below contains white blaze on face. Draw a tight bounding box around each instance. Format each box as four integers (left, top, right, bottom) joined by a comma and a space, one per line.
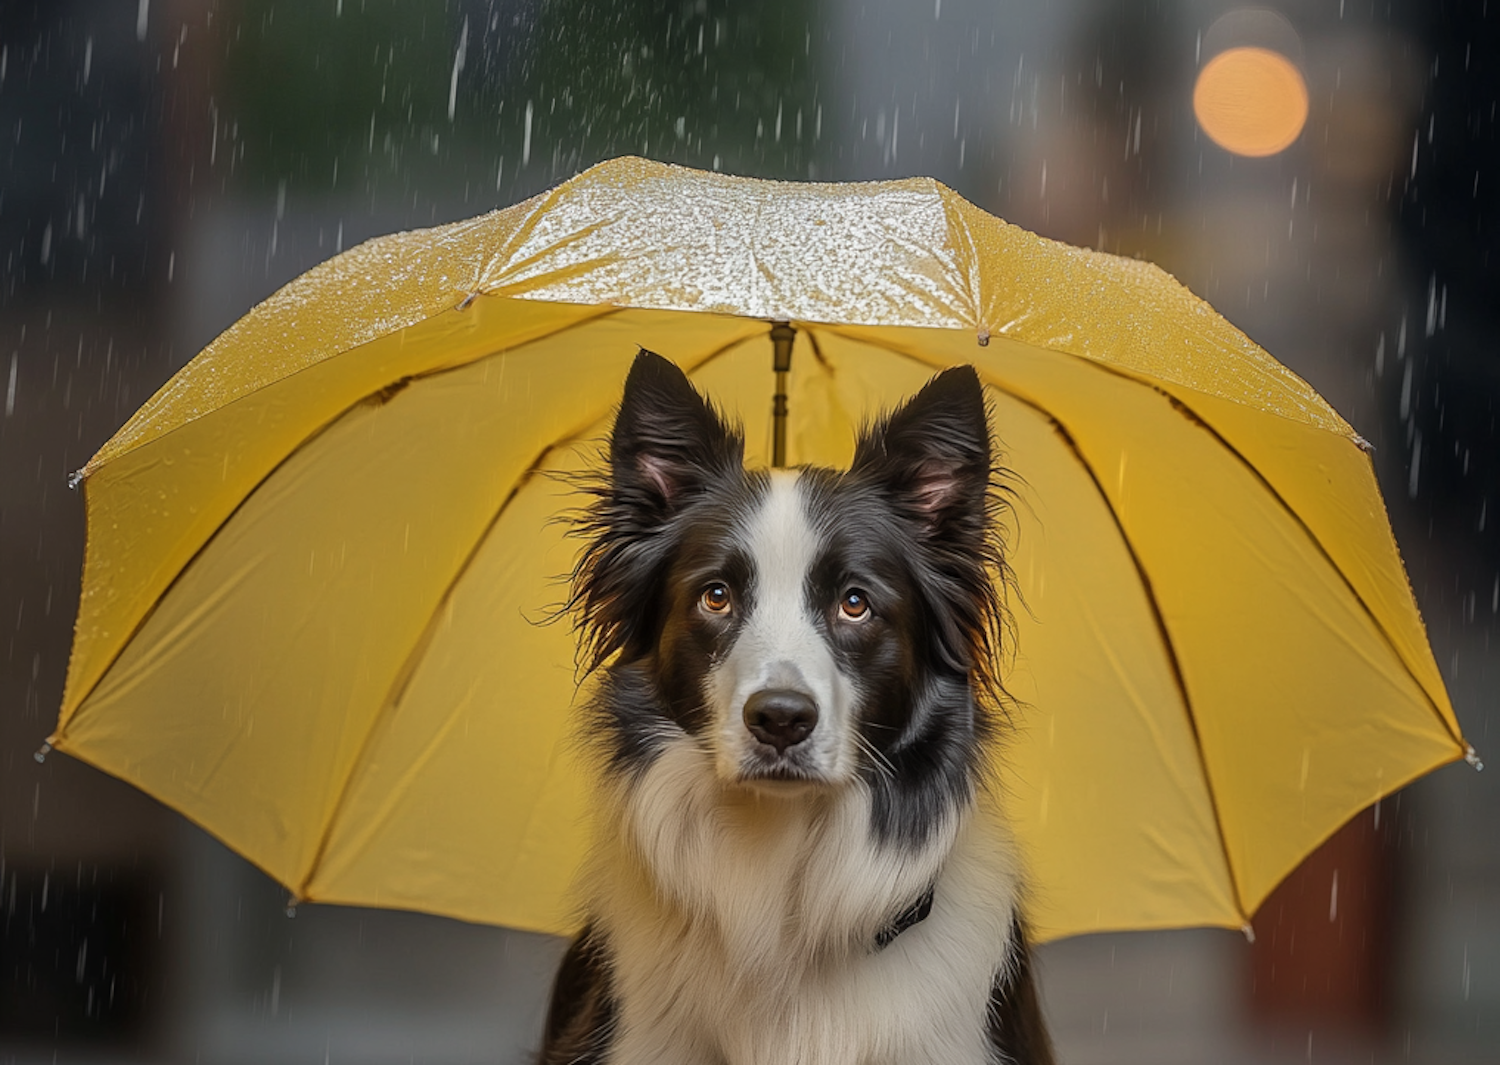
707, 471, 858, 783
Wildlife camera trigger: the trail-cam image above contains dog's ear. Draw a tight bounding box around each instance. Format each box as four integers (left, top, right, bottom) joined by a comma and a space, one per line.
852, 366, 991, 546
611, 350, 740, 513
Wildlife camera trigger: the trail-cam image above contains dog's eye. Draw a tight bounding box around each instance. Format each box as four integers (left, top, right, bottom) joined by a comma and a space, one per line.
700, 583, 733, 615
839, 589, 871, 621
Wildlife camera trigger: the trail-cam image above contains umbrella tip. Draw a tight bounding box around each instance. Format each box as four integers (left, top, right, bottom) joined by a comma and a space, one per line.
456, 291, 478, 311
1465, 745, 1484, 772
33, 741, 51, 764
285, 895, 301, 918
1240, 923, 1256, 943
1353, 435, 1375, 453
66, 468, 85, 490
976, 328, 991, 347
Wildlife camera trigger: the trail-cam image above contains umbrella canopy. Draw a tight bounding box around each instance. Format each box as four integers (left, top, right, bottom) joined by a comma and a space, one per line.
51, 156, 1469, 942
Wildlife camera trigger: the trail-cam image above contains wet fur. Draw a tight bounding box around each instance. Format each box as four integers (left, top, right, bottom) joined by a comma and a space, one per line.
544, 351, 1054, 1065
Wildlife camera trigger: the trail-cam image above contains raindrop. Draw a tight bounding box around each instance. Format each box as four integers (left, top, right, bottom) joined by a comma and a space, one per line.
5, 352, 15, 416
136, 0, 149, 42
448, 16, 469, 122
83, 37, 93, 84
40, 223, 52, 266
523, 101, 533, 166
1408, 430, 1422, 499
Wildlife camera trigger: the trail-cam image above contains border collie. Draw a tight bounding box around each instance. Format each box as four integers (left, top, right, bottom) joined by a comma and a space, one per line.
543, 351, 1053, 1065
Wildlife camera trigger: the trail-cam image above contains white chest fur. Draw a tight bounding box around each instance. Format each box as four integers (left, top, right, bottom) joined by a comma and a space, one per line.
584, 738, 1023, 1065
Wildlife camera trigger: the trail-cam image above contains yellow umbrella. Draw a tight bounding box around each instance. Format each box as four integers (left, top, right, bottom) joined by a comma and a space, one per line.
49, 156, 1471, 942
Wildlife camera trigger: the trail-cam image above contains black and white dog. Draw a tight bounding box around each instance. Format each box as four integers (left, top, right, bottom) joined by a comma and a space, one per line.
543, 351, 1053, 1065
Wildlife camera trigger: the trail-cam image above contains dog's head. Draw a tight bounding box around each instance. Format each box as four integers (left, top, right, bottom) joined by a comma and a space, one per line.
573, 351, 1003, 827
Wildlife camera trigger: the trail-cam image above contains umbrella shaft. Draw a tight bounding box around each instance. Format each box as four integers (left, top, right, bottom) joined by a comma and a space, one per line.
772, 376, 789, 467
769, 321, 796, 468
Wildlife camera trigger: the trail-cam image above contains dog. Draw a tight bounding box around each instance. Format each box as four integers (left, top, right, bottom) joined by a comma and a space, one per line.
542, 350, 1054, 1065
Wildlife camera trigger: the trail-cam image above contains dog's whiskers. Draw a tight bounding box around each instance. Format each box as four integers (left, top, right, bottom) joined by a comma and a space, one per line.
855, 732, 897, 781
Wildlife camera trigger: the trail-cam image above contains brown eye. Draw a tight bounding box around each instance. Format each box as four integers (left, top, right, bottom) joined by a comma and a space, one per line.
700, 583, 733, 615
839, 589, 871, 621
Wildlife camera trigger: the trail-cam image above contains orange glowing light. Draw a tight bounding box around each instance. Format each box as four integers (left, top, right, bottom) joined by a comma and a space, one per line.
1193, 47, 1309, 157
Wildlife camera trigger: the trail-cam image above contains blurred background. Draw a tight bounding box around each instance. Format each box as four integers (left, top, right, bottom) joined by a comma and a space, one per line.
1, 0, 1496, 1062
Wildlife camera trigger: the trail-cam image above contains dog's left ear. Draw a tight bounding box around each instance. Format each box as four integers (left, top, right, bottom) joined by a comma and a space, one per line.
852, 366, 991, 545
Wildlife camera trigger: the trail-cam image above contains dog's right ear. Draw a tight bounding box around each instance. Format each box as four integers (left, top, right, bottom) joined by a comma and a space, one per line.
610, 350, 740, 513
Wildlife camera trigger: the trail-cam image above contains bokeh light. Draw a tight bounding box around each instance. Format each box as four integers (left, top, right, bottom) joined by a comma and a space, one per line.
1193, 46, 1309, 157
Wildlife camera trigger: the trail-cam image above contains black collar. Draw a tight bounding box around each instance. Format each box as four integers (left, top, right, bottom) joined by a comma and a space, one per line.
874, 885, 934, 951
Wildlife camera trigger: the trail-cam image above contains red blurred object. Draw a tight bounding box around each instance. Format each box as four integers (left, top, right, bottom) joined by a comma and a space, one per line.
1249, 805, 1396, 1029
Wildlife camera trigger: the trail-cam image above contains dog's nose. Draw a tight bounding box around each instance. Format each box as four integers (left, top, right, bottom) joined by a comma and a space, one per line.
743, 689, 818, 753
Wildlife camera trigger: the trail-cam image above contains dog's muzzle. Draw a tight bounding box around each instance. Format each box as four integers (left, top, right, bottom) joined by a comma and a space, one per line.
743, 688, 818, 754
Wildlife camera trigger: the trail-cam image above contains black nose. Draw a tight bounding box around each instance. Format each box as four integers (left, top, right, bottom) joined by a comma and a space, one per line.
743, 689, 818, 754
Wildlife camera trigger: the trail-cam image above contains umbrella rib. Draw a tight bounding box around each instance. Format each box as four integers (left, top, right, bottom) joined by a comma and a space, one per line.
296, 327, 767, 899
841, 331, 1252, 922
295, 438, 566, 901
55, 309, 629, 744
1019, 348, 1462, 753
1156, 390, 1466, 753
1001, 395, 1251, 924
